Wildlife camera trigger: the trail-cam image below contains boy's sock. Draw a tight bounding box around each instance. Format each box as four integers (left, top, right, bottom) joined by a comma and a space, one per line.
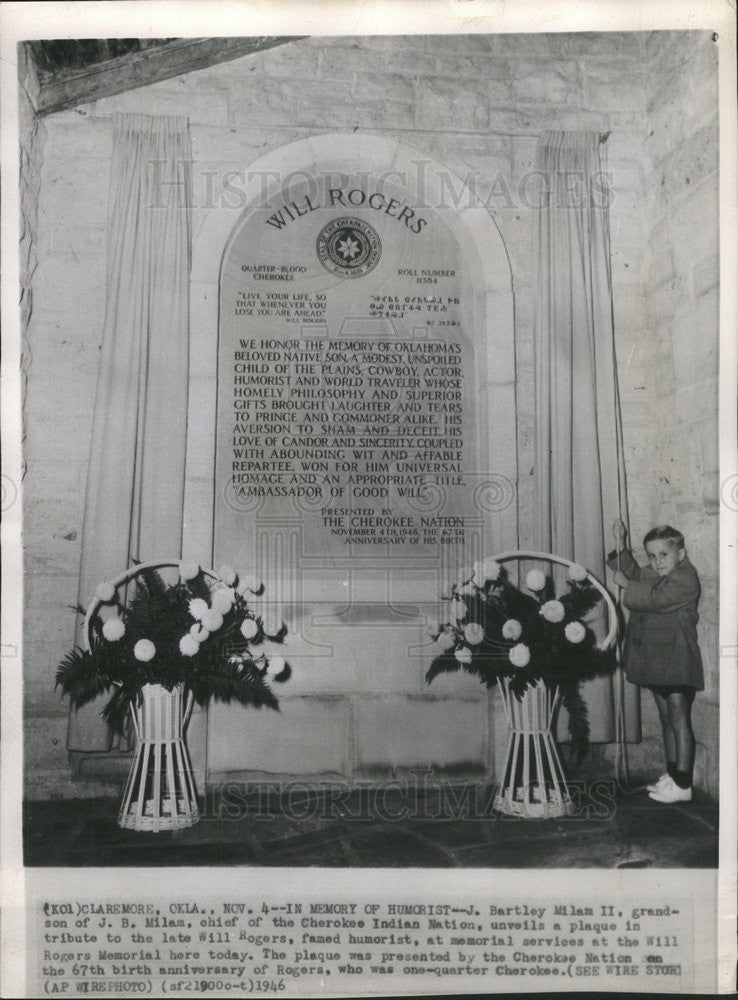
666, 761, 677, 780
673, 769, 692, 789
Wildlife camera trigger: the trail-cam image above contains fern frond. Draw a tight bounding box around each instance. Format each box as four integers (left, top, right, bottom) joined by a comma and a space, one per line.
563, 582, 603, 620
426, 655, 460, 684
559, 680, 590, 762
55, 647, 113, 707
185, 573, 212, 602
100, 684, 135, 736
190, 661, 280, 711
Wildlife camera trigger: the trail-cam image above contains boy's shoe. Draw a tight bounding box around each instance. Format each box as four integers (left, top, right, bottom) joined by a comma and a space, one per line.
648, 776, 692, 803
646, 773, 669, 793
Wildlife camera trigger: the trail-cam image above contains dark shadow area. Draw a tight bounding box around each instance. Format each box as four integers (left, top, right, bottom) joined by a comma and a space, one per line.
24, 781, 717, 868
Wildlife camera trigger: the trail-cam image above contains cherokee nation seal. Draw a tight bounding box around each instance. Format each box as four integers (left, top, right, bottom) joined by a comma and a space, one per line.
316, 216, 382, 278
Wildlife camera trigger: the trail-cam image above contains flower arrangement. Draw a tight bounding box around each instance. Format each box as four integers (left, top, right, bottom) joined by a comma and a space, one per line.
56, 562, 291, 734
427, 557, 615, 755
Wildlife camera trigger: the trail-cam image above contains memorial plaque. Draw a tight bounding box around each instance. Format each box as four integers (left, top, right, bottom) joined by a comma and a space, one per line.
210, 141, 515, 774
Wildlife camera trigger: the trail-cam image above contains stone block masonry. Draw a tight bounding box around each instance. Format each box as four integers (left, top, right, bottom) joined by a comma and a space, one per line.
208, 696, 352, 776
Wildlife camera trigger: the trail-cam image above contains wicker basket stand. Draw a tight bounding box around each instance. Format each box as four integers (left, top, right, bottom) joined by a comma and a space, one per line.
488, 551, 618, 820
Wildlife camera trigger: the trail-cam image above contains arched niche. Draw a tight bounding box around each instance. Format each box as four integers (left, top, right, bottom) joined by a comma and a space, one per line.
197, 134, 516, 780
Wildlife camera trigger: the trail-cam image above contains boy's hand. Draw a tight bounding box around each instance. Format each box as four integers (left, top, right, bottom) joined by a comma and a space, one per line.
612, 570, 629, 588
612, 519, 627, 549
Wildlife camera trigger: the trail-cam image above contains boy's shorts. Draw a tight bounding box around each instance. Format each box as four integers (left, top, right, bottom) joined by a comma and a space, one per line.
648, 684, 697, 699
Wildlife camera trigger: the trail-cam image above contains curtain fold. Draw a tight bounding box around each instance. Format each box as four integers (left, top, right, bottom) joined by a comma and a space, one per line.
532, 130, 640, 742
68, 113, 192, 751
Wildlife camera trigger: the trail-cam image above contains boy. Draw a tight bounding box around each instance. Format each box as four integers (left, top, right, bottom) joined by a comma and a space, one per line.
609, 523, 703, 803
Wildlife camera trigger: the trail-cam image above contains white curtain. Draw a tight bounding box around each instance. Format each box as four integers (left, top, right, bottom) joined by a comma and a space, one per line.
533, 130, 640, 742
68, 113, 192, 751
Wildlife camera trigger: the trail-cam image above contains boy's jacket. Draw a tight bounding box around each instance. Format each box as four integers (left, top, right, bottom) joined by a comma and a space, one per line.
607, 549, 704, 689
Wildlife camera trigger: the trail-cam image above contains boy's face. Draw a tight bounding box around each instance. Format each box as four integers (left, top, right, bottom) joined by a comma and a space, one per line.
645, 538, 685, 576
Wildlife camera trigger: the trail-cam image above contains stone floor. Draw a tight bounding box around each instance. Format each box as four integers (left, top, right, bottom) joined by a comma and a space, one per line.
24, 779, 718, 868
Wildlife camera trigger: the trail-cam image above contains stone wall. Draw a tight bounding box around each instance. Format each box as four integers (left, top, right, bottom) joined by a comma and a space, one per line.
21, 32, 720, 798
603, 31, 720, 795
18, 43, 45, 460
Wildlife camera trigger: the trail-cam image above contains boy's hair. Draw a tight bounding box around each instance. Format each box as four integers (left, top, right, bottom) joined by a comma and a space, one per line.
643, 524, 685, 549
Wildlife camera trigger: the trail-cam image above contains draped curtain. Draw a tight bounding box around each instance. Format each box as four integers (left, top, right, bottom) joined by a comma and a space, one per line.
532, 130, 640, 741
68, 113, 192, 751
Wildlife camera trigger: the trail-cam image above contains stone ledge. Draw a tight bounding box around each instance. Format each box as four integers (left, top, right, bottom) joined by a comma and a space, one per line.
208, 695, 352, 776
355, 695, 489, 770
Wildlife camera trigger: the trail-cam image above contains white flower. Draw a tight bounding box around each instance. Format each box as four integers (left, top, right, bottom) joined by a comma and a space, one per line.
450, 599, 467, 621
459, 582, 476, 596
240, 618, 259, 640
179, 634, 200, 657
454, 645, 473, 665
525, 568, 547, 592
567, 562, 588, 582
565, 621, 586, 644
266, 656, 285, 677
134, 639, 156, 662
212, 587, 235, 614
188, 598, 209, 621
540, 599, 565, 623
202, 609, 224, 632
95, 581, 116, 603
437, 630, 456, 651
229, 655, 245, 674
464, 622, 484, 645
179, 561, 200, 582
502, 618, 522, 641
482, 557, 502, 582
190, 623, 209, 642
458, 567, 474, 585
509, 643, 530, 668
238, 575, 260, 595
102, 618, 125, 642
262, 614, 283, 638
218, 565, 237, 586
